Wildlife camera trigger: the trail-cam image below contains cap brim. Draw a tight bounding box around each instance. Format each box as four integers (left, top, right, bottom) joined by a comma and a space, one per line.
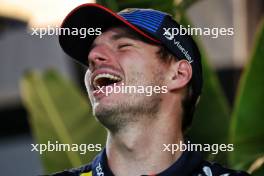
59, 3, 159, 66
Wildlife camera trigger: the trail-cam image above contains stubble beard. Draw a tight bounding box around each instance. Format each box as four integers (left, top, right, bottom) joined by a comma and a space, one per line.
93, 69, 164, 133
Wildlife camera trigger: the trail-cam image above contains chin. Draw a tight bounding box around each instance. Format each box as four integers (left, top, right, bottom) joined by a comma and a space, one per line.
93, 102, 123, 132
93, 96, 119, 117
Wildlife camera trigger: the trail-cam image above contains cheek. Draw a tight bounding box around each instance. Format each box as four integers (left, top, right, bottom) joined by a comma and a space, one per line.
118, 50, 164, 82
121, 58, 149, 83
119, 52, 150, 71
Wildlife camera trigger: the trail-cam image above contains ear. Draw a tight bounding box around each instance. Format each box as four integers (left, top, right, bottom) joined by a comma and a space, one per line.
166, 60, 192, 91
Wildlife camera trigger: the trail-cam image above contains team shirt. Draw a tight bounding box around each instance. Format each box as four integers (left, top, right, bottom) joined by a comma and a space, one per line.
52, 148, 250, 176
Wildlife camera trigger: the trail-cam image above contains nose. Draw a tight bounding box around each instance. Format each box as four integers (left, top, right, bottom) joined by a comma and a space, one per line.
88, 45, 110, 69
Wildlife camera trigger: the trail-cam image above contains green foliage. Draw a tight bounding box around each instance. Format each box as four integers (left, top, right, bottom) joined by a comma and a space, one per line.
187, 42, 231, 163
230, 20, 264, 173
20, 70, 106, 174
97, 0, 118, 11
251, 164, 264, 176
116, 0, 176, 14
179, 13, 231, 163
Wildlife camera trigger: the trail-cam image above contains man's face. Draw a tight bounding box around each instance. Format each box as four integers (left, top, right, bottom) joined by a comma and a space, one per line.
84, 27, 168, 131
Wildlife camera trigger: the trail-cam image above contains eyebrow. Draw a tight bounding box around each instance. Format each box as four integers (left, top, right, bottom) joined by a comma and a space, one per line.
111, 33, 139, 41
89, 32, 139, 52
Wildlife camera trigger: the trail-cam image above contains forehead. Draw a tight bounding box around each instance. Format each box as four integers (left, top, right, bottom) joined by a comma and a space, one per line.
92, 26, 147, 45
94, 27, 125, 42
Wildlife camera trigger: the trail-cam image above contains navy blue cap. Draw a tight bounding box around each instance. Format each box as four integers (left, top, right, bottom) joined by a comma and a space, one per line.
59, 3, 203, 103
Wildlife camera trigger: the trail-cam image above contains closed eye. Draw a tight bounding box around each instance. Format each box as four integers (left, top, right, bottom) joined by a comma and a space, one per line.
118, 43, 133, 49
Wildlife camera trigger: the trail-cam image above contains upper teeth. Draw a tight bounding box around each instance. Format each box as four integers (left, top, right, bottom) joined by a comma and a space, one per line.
93, 73, 121, 88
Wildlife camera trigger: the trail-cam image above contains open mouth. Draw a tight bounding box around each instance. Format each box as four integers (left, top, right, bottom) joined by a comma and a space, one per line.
92, 73, 122, 90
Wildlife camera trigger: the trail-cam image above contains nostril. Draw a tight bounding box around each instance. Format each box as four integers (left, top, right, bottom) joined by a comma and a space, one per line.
97, 57, 106, 62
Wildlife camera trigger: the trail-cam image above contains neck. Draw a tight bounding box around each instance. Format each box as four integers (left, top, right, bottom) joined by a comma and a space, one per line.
105, 107, 183, 176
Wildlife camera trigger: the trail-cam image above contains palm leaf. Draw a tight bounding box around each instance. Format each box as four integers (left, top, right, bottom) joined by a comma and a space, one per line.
179, 14, 231, 163
229, 20, 264, 173
20, 70, 106, 174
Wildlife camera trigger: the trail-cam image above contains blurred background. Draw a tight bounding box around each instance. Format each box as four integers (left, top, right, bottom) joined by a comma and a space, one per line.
0, 0, 263, 175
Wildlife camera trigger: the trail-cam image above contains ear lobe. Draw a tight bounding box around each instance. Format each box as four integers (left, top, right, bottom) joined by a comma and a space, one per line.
167, 60, 192, 91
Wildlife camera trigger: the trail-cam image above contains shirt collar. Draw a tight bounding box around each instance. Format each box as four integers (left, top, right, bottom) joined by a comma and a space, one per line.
91, 148, 203, 176
91, 149, 114, 176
